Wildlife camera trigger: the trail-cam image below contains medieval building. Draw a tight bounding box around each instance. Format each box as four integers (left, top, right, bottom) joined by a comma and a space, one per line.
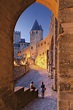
30, 20, 43, 59
18, 20, 50, 69
14, 31, 30, 59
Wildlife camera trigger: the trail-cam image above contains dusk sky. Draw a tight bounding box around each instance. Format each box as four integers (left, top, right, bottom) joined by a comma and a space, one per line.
15, 2, 52, 42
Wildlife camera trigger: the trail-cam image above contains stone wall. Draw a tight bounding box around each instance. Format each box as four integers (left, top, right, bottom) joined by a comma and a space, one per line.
58, 0, 73, 109
14, 64, 30, 81
0, 87, 38, 110
18, 46, 30, 60
49, 14, 58, 91
35, 34, 50, 69
30, 29, 43, 59
14, 87, 38, 110
0, 1, 36, 110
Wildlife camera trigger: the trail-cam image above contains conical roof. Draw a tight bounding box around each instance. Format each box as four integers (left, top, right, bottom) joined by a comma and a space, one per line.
39, 25, 43, 31
31, 20, 43, 31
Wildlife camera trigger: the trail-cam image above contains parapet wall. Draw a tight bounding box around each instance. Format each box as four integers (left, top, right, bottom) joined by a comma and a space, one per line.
14, 64, 30, 81
14, 87, 38, 110
0, 86, 38, 110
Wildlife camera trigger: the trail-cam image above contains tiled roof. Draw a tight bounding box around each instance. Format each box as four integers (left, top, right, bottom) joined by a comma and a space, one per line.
39, 25, 43, 30
31, 20, 43, 31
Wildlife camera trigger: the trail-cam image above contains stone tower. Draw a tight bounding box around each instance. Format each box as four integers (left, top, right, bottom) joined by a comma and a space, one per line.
14, 31, 21, 43
30, 20, 43, 59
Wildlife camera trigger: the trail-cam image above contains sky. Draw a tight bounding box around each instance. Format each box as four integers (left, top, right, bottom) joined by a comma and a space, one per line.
15, 2, 52, 42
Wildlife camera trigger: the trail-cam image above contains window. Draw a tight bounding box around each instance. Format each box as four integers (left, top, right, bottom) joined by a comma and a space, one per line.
31, 31, 35, 34
18, 51, 21, 53
31, 46, 33, 49
36, 31, 38, 34
31, 31, 33, 34
38, 44, 40, 47
44, 41, 46, 44
43, 52, 44, 54
41, 43, 43, 46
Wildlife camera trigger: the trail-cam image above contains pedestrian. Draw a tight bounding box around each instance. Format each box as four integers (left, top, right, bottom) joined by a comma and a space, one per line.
30, 82, 36, 90
41, 82, 46, 98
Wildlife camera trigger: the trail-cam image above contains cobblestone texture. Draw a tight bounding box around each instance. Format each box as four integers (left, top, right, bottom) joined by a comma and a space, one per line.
15, 65, 57, 110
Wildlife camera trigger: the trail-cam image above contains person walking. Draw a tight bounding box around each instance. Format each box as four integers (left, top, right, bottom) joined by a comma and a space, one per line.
41, 82, 46, 98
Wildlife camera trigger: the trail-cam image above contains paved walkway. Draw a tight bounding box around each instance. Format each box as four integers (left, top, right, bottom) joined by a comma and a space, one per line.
15, 65, 57, 110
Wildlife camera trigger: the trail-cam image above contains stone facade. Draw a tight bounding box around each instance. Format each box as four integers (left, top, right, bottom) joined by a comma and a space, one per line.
14, 31, 30, 59
19, 21, 49, 69
18, 46, 31, 64
35, 34, 50, 69
58, 0, 73, 109
30, 20, 43, 59
49, 14, 58, 91
14, 31, 21, 43
14, 31, 21, 58
14, 64, 30, 81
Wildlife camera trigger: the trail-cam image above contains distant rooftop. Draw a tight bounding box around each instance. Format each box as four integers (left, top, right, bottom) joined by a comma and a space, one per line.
31, 20, 43, 31
19, 39, 25, 43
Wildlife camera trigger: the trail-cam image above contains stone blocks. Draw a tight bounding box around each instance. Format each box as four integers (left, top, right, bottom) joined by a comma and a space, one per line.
58, 0, 73, 110
14, 65, 30, 81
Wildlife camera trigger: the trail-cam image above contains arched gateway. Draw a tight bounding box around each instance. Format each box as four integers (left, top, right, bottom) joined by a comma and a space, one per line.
0, 0, 73, 110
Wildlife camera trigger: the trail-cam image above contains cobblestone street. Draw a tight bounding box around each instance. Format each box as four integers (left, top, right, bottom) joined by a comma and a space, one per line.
15, 65, 57, 110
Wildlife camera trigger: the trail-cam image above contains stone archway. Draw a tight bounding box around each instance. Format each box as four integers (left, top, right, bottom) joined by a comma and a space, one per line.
0, 0, 73, 110
36, 0, 58, 18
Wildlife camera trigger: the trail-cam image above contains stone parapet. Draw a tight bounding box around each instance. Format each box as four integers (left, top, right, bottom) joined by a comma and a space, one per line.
0, 87, 38, 110
14, 64, 30, 81
14, 87, 38, 110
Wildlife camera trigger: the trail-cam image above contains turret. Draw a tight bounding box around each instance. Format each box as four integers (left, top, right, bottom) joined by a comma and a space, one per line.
30, 20, 43, 44
30, 20, 43, 59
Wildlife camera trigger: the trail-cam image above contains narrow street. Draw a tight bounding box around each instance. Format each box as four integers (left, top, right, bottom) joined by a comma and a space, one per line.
15, 65, 57, 110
